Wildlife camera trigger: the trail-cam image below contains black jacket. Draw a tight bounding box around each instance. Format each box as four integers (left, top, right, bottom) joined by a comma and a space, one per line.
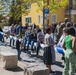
30, 33, 37, 42
16, 39, 21, 50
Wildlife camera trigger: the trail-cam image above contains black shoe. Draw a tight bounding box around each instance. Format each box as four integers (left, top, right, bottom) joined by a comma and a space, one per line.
36, 53, 38, 56
18, 57, 22, 61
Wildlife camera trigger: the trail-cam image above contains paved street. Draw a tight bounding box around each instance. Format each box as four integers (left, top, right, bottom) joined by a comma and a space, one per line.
0, 41, 65, 75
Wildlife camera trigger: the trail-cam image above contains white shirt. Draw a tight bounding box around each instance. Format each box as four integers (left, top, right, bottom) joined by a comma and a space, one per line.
44, 33, 51, 47
57, 34, 66, 47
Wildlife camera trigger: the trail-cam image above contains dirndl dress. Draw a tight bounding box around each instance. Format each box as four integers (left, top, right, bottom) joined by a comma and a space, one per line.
43, 46, 52, 65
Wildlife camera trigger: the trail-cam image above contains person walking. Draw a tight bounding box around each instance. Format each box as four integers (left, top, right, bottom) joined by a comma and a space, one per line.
62, 27, 76, 75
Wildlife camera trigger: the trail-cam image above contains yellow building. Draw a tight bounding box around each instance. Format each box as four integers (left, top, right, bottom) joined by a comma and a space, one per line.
65, 0, 76, 22
22, 3, 43, 28
22, 0, 76, 28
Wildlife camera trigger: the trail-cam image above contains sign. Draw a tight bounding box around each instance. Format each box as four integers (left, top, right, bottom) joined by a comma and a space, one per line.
44, 14, 49, 19
44, 8, 49, 14
44, 8, 49, 19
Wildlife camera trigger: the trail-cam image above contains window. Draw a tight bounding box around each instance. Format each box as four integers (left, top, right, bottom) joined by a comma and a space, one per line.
25, 17, 32, 24
41, 17, 43, 25
38, 15, 40, 24
52, 14, 57, 23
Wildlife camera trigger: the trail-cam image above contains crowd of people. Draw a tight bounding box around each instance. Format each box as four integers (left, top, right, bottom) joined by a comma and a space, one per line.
0, 18, 76, 75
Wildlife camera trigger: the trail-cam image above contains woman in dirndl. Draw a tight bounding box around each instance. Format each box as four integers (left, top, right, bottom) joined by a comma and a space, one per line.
43, 28, 55, 74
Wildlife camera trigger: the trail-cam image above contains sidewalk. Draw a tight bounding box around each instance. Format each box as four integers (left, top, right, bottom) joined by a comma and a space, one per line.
0, 45, 64, 75
0, 61, 25, 75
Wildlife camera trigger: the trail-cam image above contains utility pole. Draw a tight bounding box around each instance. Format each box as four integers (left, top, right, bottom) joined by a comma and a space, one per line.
69, 0, 73, 22
47, 0, 49, 27
43, 7, 45, 33
43, 0, 49, 33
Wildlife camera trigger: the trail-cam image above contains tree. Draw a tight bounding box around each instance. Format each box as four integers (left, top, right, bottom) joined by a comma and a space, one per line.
9, 0, 69, 23
35, 0, 69, 12
0, 1, 5, 15
35, 0, 69, 30
0, 0, 12, 15
9, 0, 31, 23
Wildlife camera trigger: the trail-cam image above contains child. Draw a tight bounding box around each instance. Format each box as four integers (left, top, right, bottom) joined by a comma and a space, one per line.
16, 35, 22, 60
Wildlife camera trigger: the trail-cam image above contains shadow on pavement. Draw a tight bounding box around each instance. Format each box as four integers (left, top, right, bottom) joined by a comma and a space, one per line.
36, 55, 43, 60
23, 50, 44, 60
22, 59, 36, 63
50, 71, 62, 75
23, 50, 31, 54
55, 61, 64, 68
7, 66, 23, 72
55, 71, 62, 75
12, 46, 16, 49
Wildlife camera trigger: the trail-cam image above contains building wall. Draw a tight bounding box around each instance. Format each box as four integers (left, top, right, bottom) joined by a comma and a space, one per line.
49, 8, 65, 25
22, 5, 65, 27
22, 3, 43, 28
22, 0, 76, 28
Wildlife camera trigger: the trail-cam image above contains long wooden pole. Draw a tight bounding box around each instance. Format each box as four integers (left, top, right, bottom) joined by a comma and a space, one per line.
47, 0, 49, 27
